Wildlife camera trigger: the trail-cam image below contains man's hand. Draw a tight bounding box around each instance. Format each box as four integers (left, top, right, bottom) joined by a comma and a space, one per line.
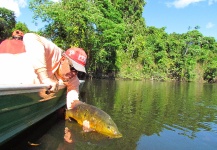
36, 68, 58, 93
42, 78, 58, 93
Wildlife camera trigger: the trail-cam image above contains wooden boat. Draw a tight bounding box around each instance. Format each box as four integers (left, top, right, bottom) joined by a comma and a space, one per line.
0, 80, 85, 145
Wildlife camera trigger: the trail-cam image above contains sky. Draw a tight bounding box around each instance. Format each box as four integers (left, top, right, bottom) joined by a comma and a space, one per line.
0, 0, 217, 39
143, 0, 217, 39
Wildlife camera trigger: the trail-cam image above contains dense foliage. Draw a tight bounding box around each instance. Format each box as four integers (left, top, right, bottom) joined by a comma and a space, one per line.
13, 21, 30, 33
1, 0, 217, 82
0, 8, 16, 42
28, 0, 217, 82
0, 8, 30, 42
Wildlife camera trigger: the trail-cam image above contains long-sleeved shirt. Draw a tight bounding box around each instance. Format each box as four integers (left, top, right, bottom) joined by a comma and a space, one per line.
23, 33, 80, 108
23, 33, 63, 77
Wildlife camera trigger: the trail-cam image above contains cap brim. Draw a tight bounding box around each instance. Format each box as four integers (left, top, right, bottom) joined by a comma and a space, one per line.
63, 53, 86, 73
70, 59, 86, 73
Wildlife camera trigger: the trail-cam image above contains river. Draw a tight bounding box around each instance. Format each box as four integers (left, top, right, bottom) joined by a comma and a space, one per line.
2, 79, 217, 150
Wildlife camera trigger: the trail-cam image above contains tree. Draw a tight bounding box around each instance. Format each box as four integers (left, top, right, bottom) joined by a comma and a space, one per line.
13, 21, 30, 33
0, 7, 16, 42
114, 0, 147, 79
91, 0, 124, 74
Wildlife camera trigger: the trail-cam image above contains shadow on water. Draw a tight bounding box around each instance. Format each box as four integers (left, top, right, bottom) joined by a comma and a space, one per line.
2, 79, 217, 150
0, 107, 65, 150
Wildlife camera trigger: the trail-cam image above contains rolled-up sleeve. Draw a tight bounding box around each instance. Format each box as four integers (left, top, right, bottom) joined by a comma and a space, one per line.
65, 76, 80, 109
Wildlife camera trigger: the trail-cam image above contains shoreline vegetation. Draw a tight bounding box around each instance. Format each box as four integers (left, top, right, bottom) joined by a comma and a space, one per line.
79, 70, 210, 83
1, 1, 217, 83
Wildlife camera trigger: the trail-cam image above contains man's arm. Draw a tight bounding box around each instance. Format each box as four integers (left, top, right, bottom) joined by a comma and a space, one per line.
23, 33, 58, 92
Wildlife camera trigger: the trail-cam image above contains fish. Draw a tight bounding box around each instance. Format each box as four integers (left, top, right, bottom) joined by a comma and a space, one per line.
65, 101, 122, 138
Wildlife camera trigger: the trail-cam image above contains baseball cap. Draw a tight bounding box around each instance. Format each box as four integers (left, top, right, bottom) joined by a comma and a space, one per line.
63, 47, 87, 73
12, 30, 24, 37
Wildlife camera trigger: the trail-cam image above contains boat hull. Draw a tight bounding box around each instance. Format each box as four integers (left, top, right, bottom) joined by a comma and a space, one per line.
0, 84, 66, 145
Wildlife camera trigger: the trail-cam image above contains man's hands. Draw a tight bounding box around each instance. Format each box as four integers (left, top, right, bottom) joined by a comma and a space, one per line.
36, 68, 58, 93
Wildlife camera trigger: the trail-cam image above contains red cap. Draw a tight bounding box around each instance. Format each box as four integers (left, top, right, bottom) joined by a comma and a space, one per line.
64, 47, 87, 73
12, 30, 24, 37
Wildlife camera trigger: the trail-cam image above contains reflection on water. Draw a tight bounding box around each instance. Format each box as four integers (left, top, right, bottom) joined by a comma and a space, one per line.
80, 79, 217, 150
2, 79, 217, 150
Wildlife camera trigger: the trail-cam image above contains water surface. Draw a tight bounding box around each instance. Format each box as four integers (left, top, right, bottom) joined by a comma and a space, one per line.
3, 79, 217, 150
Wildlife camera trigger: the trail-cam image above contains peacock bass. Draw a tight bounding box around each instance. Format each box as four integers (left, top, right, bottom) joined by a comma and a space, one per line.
65, 101, 122, 138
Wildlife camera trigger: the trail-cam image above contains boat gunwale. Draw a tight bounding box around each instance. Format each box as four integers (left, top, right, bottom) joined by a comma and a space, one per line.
0, 84, 66, 96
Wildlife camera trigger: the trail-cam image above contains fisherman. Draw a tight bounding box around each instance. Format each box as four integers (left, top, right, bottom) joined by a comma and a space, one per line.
0, 31, 87, 110
0, 30, 25, 54
0, 30, 36, 84
23, 33, 87, 110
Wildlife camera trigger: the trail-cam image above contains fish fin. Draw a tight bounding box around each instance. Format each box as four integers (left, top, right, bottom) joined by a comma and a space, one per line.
83, 127, 94, 132
65, 110, 70, 120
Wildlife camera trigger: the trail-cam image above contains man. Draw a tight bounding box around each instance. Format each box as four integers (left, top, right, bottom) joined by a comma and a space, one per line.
0, 30, 36, 84
0, 31, 87, 109
23, 33, 87, 110
0, 30, 25, 54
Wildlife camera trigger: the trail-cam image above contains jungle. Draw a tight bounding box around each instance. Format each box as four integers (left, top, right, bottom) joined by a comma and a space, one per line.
1, 0, 217, 82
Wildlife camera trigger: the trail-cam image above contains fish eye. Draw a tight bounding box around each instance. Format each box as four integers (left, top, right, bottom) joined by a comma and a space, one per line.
107, 126, 111, 129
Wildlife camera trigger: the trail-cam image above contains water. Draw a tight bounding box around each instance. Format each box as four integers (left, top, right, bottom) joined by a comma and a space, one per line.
2, 79, 217, 150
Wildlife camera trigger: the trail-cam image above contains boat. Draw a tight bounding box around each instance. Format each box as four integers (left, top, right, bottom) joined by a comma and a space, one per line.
0, 80, 85, 145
